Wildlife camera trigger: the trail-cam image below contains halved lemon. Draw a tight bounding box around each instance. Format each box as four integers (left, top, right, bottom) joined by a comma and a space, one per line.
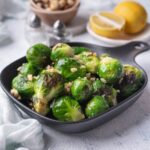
89, 12, 125, 38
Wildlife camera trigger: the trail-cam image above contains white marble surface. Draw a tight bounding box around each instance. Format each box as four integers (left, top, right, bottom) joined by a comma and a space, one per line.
0, 0, 150, 150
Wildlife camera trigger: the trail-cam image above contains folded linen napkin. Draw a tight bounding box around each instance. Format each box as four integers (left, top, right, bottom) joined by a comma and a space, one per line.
0, 88, 44, 150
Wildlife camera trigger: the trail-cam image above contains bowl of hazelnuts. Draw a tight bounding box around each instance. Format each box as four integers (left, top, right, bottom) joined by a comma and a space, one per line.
30, 0, 80, 26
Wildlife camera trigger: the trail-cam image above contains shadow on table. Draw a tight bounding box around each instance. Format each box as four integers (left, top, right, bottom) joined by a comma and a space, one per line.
0, 37, 13, 47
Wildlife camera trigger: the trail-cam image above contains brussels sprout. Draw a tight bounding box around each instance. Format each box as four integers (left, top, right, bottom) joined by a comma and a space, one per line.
102, 86, 117, 106
27, 43, 51, 67
73, 46, 89, 55
12, 74, 34, 98
52, 96, 85, 122
97, 56, 123, 84
71, 77, 93, 102
51, 43, 74, 61
92, 79, 105, 94
117, 64, 144, 98
18, 63, 38, 75
33, 69, 64, 115
75, 52, 99, 73
55, 58, 86, 81
85, 96, 109, 118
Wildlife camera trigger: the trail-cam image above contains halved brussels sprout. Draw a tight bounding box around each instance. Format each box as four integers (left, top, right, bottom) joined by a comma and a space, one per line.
52, 96, 85, 122
73, 46, 89, 55
33, 69, 64, 115
71, 77, 93, 102
117, 64, 144, 98
27, 43, 51, 67
97, 56, 123, 84
75, 51, 99, 73
85, 96, 109, 118
18, 63, 38, 75
55, 57, 86, 81
12, 74, 34, 98
51, 43, 74, 61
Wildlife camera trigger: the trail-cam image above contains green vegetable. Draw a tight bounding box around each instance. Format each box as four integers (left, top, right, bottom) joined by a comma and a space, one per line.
92, 79, 117, 106
12, 74, 34, 98
52, 96, 85, 122
97, 56, 123, 84
102, 86, 117, 106
73, 46, 89, 55
71, 77, 93, 102
92, 79, 105, 94
27, 43, 51, 67
19, 63, 38, 75
33, 69, 64, 115
85, 96, 109, 118
117, 64, 144, 98
75, 51, 99, 73
51, 43, 74, 61
55, 58, 86, 81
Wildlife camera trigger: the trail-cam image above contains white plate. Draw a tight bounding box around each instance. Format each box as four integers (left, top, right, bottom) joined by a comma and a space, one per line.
87, 23, 150, 46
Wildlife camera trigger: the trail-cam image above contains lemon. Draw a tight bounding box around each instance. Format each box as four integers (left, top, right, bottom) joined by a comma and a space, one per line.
114, 1, 147, 34
89, 12, 125, 38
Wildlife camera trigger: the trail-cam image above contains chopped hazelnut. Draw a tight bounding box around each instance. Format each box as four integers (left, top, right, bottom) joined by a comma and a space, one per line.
65, 82, 72, 92
10, 88, 21, 100
86, 73, 91, 78
17, 66, 22, 72
80, 65, 86, 69
70, 67, 77, 73
93, 52, 97, 56
100, 78, 107, 83
27, 74, 33, 81
90, 77, 96, 81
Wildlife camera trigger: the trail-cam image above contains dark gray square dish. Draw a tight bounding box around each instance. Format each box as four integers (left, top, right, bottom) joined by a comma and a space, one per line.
0, 41, 149, 133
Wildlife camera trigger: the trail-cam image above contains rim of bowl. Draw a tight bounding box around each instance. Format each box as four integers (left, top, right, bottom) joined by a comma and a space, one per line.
30, 0, 80, 14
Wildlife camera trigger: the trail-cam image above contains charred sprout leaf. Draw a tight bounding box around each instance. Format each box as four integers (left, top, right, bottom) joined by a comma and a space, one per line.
19, 63, 38, 75
33, 69, 64, 115
117, 64, 144, 98
12, 74, 34, 98
51, 43, 74, 61
75, 51, 99, 73
55, 57, 86, 81
102, 86, 117, 107
92, 79, 105, 94
73, 46, 89, 55
85, 96, 109, 118
71, 77, 93, 102
52, 96, 85, 122
27, 43, 51, 67
97, 56, 123, 84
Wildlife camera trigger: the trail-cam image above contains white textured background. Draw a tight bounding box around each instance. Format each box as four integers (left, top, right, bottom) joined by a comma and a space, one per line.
0, 0, 150, 150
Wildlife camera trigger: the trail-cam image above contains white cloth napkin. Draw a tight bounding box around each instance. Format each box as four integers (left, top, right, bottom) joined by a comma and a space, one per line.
0, 88, 44, 150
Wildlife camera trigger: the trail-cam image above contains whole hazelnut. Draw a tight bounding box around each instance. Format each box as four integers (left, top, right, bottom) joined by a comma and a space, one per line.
67, 0, 75, 6
59, 0, 67, 9
50, 0, 59, 10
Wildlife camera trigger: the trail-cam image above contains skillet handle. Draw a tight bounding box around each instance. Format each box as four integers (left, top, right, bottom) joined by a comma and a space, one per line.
112, 41, 150, 64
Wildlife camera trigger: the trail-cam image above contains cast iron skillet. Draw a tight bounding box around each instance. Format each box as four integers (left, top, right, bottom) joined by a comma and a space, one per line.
0, 41, 149, 133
